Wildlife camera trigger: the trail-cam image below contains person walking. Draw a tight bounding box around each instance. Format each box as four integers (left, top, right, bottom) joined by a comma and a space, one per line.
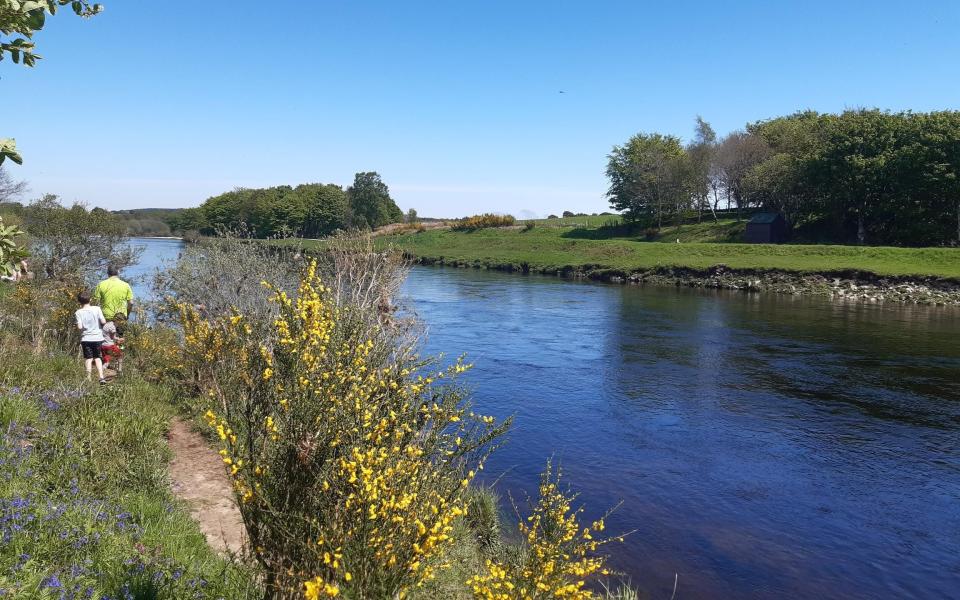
75, 291, 107, 384
93, 265, 134, 334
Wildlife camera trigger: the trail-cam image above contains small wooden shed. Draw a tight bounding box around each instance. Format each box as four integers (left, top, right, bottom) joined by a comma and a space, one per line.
744, 212, 788, 243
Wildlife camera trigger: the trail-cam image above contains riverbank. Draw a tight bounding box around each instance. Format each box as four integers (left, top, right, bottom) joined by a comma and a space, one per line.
357, 227, 960, 305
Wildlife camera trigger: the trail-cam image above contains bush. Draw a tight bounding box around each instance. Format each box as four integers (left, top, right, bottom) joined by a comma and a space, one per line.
171, 262, 509, 598
523, 222, 536, 232
151, 228, 305, 324
4, 278, 84, 353
643, 227, 659, 241
547, 214, 559, 220
466, 463, 623, 600
562, 211, 575, 218
451, 214, 516, 231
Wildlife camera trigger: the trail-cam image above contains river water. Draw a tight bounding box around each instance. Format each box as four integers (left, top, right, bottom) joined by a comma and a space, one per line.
132, 238, 960, 599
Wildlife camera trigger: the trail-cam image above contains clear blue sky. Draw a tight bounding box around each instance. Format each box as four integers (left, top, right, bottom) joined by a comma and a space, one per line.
5, 0, 960, 217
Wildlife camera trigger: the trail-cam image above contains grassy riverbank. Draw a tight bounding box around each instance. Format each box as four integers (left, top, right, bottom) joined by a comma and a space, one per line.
364, 225, 960, 280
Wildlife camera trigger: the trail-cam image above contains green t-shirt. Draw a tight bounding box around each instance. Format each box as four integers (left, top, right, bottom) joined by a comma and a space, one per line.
93, 276, 133, 320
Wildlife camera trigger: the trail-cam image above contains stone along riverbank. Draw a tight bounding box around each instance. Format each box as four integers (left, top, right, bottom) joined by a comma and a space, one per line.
410, 256, 960, 306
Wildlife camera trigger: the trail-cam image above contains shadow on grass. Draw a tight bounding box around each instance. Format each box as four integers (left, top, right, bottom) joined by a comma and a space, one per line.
561, 222, 646, 241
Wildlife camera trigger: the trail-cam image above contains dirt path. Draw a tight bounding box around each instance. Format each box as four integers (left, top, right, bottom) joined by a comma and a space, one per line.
167, 418, 246, 555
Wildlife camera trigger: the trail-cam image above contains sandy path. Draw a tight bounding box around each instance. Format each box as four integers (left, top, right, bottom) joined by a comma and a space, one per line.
167, 418, 246, 555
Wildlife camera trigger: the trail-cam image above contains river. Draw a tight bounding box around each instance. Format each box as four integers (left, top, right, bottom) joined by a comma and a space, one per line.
131, 238, 960, 599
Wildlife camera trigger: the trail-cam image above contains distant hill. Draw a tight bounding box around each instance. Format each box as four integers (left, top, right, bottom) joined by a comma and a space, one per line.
111, 208, 187, 237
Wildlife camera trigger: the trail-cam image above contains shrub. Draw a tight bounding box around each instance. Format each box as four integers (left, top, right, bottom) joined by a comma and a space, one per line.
151, 228, 305, 324
466, 463, 623, 600
451, 214, 516, 231
173, 261, 509, 598
547, 215, 558, 220
642, 227, 659, 241
562, 211, 575, 218
5, 278, 84, 353
523, 222, 536, 232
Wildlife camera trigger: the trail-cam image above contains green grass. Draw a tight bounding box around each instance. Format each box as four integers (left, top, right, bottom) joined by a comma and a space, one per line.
0, 336, 257, 599
358, 226, 960, 279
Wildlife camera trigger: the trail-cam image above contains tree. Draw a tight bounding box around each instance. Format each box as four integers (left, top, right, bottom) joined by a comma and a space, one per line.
405, 208, 418, 223
714, 131, 771, 218
606, 132, 689, 227
1, 1, 103, 165
686, 117, 716, 222
21, 195, 140, 281
300, 183, 349, 237
347, 172, 402, 230
0, 166, 28, 202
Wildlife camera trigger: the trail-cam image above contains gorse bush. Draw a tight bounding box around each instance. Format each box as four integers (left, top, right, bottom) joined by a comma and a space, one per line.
452, 214, 516, 231
172, 261, 509, 599
5, 278, 84, 353
467, 463, 623, 600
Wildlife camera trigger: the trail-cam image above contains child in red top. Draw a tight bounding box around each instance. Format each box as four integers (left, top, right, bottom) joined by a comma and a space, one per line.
101, 320, 124, 374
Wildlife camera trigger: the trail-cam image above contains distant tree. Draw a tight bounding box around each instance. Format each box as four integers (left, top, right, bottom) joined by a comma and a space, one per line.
686, 117, 717, 222
606, 132, 689, 227
22, 195, 140, 281
300, 184, 349, 238
1, 1, 103, 165
406, 208, 418, 223
547, 214, 558, 219
0, 166, 28, 202
168, 207, 208, 234
714, 131, 771, 218
561, 210, 574, 218
347, 172, 403, 229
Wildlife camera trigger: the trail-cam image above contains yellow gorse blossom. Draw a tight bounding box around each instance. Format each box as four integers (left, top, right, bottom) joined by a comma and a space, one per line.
466, 463, 621, 600
170, 259, 505, 598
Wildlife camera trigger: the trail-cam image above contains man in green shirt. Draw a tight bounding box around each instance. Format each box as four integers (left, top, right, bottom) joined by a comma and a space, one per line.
93, 265, 134, 333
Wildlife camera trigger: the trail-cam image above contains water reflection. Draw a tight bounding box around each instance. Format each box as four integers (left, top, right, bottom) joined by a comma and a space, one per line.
404, 267, 960, 600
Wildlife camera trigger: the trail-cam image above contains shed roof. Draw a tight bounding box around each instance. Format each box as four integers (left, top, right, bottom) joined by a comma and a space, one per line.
748, 212, 783, 224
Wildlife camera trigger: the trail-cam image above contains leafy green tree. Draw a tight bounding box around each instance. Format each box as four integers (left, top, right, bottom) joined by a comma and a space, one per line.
299, 183, 349, 237
347, 172, 403, 229
167, 206, 208, 234
1, 0, 103, 165
405, 208, 418, 224
606, 133, 689, 227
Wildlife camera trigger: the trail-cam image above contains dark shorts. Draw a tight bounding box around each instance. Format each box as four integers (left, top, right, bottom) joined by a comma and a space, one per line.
80, 341, 103, 360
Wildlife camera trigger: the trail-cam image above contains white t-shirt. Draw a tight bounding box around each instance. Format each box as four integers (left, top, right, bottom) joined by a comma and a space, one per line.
75, 306, 106, 342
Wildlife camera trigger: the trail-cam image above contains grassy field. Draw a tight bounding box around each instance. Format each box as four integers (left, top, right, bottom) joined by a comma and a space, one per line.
360, 225, 960, 279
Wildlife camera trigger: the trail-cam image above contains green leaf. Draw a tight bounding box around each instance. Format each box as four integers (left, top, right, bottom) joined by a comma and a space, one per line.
0, 138, 24, 165
25, 8, 46, 30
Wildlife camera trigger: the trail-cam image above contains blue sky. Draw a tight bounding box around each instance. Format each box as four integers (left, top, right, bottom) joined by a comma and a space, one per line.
5, 0, 960, 217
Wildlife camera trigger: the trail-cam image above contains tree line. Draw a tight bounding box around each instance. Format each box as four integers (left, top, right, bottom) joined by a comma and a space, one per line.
607, 109, 960, 246
169, 172, 404, 238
